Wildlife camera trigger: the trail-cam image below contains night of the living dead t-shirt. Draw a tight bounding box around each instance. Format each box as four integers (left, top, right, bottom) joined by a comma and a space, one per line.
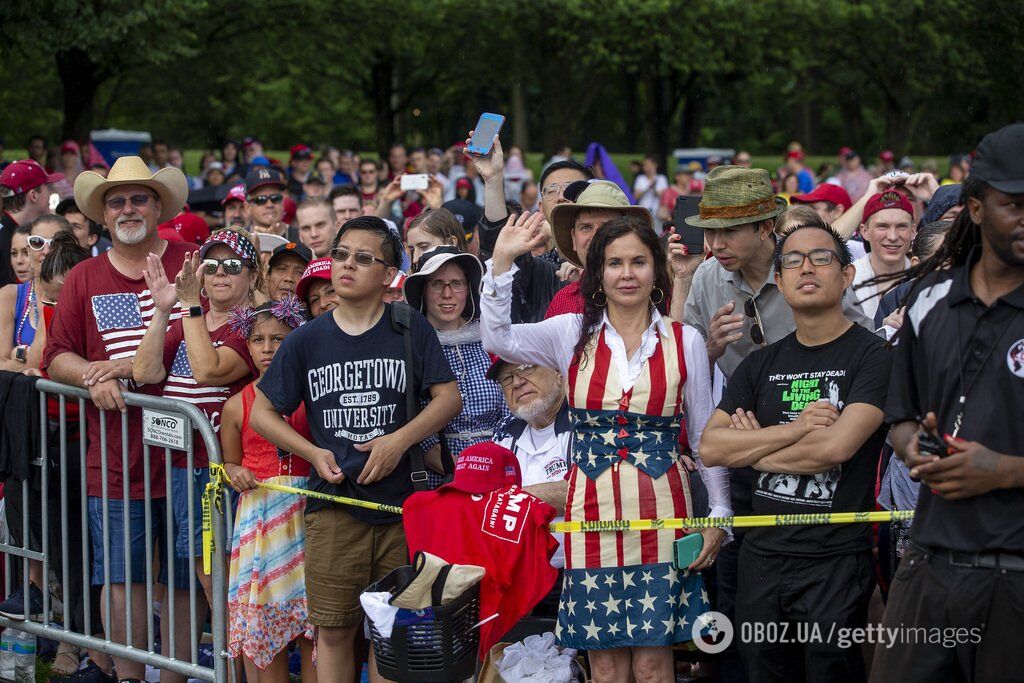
719, 324, 891, 556
258, 305, 455, 522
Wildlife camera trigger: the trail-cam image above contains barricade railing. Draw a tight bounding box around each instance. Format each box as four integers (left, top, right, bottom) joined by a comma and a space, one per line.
0, 377, 229, 683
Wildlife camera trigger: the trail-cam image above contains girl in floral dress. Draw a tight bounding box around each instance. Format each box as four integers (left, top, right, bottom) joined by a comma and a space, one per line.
219, 299, 314, 683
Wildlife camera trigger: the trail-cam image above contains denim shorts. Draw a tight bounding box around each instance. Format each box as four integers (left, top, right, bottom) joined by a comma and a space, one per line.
87, 497, 164, 587
170, 466, 209, 559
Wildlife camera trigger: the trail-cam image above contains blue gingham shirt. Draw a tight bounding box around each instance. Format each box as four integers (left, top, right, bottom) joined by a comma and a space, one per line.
423, 338, 509, 487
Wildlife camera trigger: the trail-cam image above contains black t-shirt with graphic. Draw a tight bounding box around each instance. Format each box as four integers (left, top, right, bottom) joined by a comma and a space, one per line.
259, 305, 455, 522
718, 324, 892, 557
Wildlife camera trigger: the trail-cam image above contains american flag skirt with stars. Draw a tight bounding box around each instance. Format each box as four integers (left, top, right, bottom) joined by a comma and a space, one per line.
554, 457, 711, 650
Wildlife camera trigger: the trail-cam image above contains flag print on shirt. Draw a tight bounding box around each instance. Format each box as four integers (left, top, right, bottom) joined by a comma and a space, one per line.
90, 291, 180, 361
163, 341, 231, 408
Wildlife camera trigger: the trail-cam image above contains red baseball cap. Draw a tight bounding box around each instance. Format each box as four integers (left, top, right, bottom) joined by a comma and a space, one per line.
442, 442, 522, 494
60, 140, 81, 155
282, 195, 297, 225
158, 211, 211, 245
485, 353, 507, 381
221, 184, 247, 206
296, 257, 332, 301
290, 144, 313, 160
879, 150, 896, 163
786, 150, 805, 161
862, 189, 914, 223
789, 183, 853, 211
838, 146, 854, 157
0, 160, 64, 196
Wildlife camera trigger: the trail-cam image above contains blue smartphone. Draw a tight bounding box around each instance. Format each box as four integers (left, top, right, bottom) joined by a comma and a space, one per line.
672, 532, 705, 570
467, 113, 505, 155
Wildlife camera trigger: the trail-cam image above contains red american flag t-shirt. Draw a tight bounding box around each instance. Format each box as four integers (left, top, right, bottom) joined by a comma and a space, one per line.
42, 241, 194, 499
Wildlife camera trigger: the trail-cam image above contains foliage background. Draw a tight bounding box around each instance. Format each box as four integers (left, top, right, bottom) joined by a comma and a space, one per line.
1, 0, 1021, 166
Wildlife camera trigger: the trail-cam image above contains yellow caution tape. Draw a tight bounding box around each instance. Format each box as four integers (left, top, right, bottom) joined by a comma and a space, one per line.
202, 463, 913, 570
548, 510, 914, 533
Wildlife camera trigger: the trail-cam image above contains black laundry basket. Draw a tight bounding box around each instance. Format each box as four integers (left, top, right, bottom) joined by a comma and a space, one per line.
365, 564, 481, 682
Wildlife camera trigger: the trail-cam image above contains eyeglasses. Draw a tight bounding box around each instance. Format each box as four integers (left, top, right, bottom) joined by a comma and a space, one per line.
202, 258, 246, 275
28, 235, 53, 251
540, 182, 572, 199
497, 364, 537, 389
104, 194, 155, 211
250, 194, 283, 206
779, 249, 841, 270
330, 247, 390, 268
427, 279, 467, 294
744, 297, 766, 347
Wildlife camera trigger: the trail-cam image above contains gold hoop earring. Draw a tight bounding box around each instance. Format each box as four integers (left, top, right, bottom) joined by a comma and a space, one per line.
592, 288, 607, 307
650, 287, 664, 305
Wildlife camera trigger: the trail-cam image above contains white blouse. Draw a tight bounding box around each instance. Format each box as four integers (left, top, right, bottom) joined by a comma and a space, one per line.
481, 261, 733, 524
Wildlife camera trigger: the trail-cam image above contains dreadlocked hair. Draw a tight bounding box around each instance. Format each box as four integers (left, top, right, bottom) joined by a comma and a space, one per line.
857, 177, 987, 298
572, 215, 671, 367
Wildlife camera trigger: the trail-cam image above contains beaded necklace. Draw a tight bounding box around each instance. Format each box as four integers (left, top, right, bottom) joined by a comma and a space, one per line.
14, 281, 38, 346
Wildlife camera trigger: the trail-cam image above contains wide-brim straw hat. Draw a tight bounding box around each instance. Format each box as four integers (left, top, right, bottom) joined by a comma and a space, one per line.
551, 180, 652, 268
74, 155, 188, 224
684, 166, 786, 229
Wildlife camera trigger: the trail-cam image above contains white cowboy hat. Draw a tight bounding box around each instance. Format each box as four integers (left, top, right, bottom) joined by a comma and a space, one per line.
74, 155, 188, 224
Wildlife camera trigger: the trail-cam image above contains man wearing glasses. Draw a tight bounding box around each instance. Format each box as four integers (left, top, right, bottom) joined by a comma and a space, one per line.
682, 166, 870, 683
43, 155, 192, 683
0, 159, 64, 286
245, 166, 298, 240
700, 217, 891, 682
252, 216, 461, 683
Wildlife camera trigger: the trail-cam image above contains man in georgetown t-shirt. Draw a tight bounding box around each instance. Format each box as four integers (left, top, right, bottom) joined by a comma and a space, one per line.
250, 216, 461, 683
701, 219, 891, 682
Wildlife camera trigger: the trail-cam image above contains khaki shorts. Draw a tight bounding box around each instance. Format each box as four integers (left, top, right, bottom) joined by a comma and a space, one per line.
304, 507, 408, 627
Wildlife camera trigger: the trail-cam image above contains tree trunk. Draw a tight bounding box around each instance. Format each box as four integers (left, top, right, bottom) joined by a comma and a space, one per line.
56, 48, 102, 142
370, 54, 396, 157
624, 74, 640, 153
651, 75, 671, 173
511, 79, 529, 152
678, 86, 703, 148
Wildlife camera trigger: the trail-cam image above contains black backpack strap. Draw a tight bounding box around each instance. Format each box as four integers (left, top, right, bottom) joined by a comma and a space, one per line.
391, 303, 453, 491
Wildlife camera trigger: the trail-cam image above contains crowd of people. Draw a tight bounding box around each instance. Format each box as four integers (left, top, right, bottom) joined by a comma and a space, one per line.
0, 119, 1021, 683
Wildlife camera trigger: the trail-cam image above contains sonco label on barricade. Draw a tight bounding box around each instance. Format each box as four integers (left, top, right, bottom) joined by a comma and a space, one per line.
142, 409, 189, 450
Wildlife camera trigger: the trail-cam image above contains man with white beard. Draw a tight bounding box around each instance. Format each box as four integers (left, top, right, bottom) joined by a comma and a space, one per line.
43, 155, 194, 683
489, 357, 571, 571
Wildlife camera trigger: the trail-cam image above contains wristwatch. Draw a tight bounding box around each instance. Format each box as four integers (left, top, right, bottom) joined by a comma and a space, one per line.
188, 305, 203, 318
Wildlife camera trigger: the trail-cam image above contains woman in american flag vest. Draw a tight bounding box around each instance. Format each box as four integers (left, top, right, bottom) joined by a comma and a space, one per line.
482, 213, 731, 682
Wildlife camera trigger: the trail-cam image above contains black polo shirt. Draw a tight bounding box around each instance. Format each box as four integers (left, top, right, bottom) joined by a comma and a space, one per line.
886, 248, 1024, 553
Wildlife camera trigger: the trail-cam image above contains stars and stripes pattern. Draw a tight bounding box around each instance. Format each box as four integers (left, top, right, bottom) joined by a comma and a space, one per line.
555, 564, 711, 648
90, 291, 180, 361
556, 317, 706, 649
162, 341, 232, 407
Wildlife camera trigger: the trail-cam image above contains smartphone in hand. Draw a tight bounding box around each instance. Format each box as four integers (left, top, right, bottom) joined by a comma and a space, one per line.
467, 113, 505, 155
400, 174, 429, 192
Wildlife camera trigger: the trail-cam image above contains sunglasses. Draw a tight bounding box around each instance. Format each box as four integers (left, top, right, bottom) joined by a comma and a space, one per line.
202, 258, 246, 275
497, 364, 538, 389
105, 193, 155, 211
744, 297, 766, 347
28, 235, 53, 251
250, 194, 283, 206
330, 247, 390, 268
779, 249, 841, 270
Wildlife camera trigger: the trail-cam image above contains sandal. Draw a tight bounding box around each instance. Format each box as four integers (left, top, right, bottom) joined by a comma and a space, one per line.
50, 642, 81, 677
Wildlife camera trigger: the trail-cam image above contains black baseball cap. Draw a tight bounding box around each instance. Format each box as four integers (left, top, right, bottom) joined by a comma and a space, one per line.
442, 199, 483, 241
268, 242, 312, 268
970, 122, 1024, 194
245, 166, 286, 194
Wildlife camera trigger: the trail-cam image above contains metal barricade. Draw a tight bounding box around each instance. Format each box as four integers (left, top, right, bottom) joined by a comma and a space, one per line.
0, 377, 230, 683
